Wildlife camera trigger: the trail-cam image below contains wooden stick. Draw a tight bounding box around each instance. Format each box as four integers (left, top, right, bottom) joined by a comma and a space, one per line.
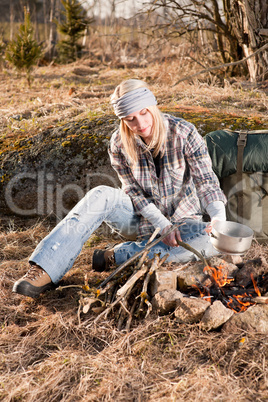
106, 283, 118, 304
91, 295, 122, 325
138, 254, 161, 313
97, 223, 183, 289
125, 299, 138, 332
89, 265, 147, 327
138, 253, 170, 314
119, 300, 131, 315
144, 299, 152, 318
175, 232, 209, 268
252, 296, 268, 304
77, 299, 82, 326
135, 227, 161, 270
117, 301, 131, 330
116, 265, 148, 298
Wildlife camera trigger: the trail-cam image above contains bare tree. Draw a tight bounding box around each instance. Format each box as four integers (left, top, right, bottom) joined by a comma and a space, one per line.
144, 0, 268, 80
145, 0, 242, 64
48, 0, 56, 50
228, 0, 268, 81
33, 1, 39, 41
43, 0, 48, 41
10, 0, 14, 40
43, 0, 58, 60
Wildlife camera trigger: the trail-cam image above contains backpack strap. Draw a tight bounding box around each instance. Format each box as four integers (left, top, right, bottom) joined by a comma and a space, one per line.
237, 131, 248, 220
225, 129, 268, 134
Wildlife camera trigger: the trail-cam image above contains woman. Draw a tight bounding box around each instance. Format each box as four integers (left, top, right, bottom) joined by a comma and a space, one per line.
13, 79, 226, 298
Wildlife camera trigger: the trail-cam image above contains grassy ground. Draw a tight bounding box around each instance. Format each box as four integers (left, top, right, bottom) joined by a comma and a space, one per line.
0, 58, 268, 401
1, 221, 268, 401
0, 57, 267, 143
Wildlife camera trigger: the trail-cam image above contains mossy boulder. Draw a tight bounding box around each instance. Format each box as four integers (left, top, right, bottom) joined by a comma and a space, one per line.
0, 116, 120, 221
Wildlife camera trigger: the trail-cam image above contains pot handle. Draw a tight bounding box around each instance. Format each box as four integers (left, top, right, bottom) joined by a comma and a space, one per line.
209, 232, 218, 239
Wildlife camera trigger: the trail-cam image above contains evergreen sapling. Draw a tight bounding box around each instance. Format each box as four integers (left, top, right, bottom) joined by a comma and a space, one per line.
5, 8, 42, 87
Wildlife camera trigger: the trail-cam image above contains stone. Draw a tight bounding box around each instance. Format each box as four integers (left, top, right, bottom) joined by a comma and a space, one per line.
235, 258, 266, 287
0, 117, 120, 219
176, 257, 238, 291
151, 289, 184, 315
176, 261, 212, 291
150, 270, 177, 297
174, 297, 211, 323
221, 254, 243, 265
200, 300, 234, 331
205, 256, 239, 277
223, 304, 268, 334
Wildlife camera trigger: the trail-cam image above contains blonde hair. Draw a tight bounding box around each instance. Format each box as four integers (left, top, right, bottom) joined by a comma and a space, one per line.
111, 79, 166, 166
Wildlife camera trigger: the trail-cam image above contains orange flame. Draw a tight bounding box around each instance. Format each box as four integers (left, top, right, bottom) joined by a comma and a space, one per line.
190, 264, 261, 313
191, 282, 212, 302
204, 264, 234, 287
250, 273, 261, 297
192, 283, 205, 298
233, 293, 252, 311
226, 292, 254, 312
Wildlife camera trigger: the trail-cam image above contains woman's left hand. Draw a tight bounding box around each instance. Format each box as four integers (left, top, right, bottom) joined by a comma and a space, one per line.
205, 223, 213, 234
205, 219, 221, 234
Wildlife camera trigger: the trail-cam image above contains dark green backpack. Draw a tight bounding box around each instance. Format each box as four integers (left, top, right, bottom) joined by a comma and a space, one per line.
205, 129, 268, 242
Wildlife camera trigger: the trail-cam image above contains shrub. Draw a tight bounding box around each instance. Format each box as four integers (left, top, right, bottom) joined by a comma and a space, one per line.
56, 0, 93, 63
5, 8, 42, 87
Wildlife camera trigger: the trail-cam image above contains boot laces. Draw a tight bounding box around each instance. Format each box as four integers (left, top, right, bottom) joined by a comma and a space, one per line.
24, 265, 45, 280
107, 254, 115, 266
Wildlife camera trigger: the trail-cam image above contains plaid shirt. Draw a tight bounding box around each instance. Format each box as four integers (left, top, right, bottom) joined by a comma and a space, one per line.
109, 114, 226, 239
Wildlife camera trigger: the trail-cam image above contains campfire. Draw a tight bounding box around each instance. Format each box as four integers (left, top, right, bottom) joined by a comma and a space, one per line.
186, 261, 268, 313
59, 227, 268, 332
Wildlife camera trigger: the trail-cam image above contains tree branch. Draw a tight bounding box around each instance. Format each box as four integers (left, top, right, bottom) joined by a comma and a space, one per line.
173, 42, 268, 85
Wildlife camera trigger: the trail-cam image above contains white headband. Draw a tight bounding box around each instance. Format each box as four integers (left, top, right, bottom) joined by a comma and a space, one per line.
112, 87, 157, 118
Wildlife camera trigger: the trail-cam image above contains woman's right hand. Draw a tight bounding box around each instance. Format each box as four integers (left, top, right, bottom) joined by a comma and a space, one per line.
161, 224, 182, 247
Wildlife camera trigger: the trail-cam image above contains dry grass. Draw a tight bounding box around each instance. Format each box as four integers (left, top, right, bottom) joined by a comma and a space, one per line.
1, 55, 268, 400
0, 55, 267, 146
0, 220, 268, 401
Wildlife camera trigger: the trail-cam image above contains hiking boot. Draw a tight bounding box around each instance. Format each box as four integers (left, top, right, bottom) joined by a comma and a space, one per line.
92, 249, 115, 272
12, 264, 54, 298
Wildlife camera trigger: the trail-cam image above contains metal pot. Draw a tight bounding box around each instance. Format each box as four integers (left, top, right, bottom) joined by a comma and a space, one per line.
210, 220, 254, 255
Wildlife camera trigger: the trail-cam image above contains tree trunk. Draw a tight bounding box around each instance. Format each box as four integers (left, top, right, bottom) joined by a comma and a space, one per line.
43, 0, 48, 41
49, 0, 55, 46
229, 0, 268, 82
33, 2, 39, 42
48, 0, 58, 59
10, 0, 14, 40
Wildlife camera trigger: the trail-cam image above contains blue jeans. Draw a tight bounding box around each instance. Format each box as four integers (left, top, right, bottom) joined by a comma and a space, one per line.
30, 185, 219, 283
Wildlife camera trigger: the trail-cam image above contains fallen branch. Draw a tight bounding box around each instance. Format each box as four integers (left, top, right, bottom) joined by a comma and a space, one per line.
116, 265, 148, 298
173, 42, 268, 85
252, 296, 268, 304
125, 299, 138, 332
137, 253, 169, 314
175, 232, 209, 268
135, 227, 161, 270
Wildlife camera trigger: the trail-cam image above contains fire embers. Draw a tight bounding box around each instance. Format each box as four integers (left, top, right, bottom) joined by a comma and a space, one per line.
185, 257, 268, 313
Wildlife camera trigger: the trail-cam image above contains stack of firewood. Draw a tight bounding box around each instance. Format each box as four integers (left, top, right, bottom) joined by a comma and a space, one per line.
80, 250, 168, 330
58, 224, 208, 330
